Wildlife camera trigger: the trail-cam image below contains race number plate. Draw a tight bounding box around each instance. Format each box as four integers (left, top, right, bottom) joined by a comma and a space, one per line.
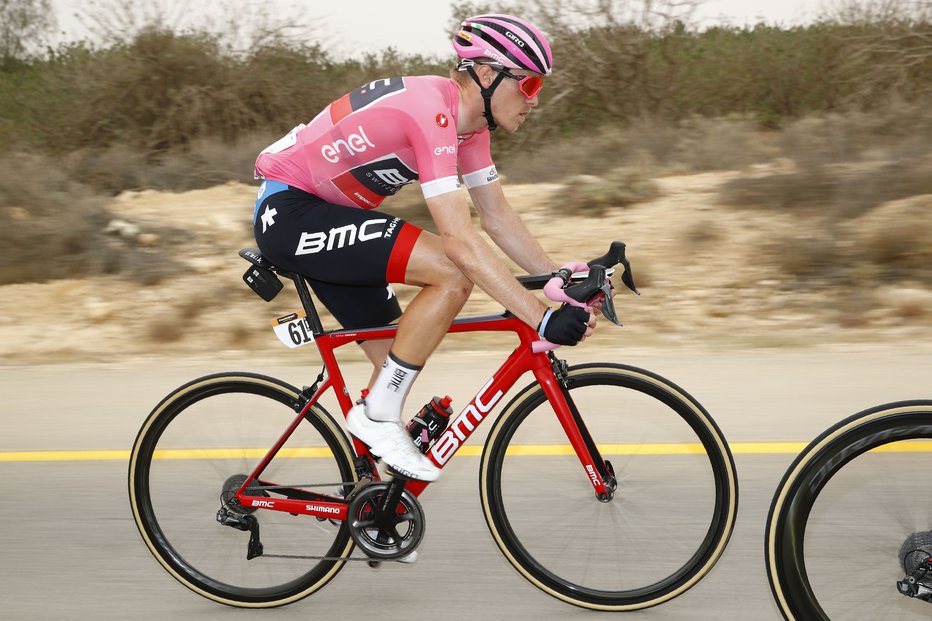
272, 313, 314, 349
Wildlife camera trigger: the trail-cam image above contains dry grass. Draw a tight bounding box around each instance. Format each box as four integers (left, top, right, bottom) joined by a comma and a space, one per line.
549, 169, 660, 216
145, 315, 186, 343
501, 116, 773, 184
2, 104, 931, 293
0, 152, 188, 285
721, 103, 932, 218
683, 219, 725, 247
0, 153, 114, 284
861, 216, 932, 274
59, 133, 272, 194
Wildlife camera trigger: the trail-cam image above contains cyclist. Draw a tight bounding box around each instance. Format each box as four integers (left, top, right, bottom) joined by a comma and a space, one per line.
253, 14, 596, 482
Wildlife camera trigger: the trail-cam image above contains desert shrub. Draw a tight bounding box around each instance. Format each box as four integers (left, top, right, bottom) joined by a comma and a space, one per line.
3, 3, 931, 159
501, 115, 770, 183
146, 315, 185, 342
767, 230, 849, 282
0, 152, 186, 284
722, 155, 932, 218
755, 193, 932, 287
499, 126, 650, 183
550, 168, 660, 215
863, 221, 932, 272
0, 153, 115, 284
60, 134, 272, 194
672, 116, 774, 170
852, 194, 932, 280
2, 1, 931, 288
720, 103, 932, 217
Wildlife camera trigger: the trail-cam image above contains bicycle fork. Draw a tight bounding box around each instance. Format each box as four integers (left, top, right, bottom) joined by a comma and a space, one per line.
535, 355, 617, 502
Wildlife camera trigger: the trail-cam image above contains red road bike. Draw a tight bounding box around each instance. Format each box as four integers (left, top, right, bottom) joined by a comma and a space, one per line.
128, 241, 738, 610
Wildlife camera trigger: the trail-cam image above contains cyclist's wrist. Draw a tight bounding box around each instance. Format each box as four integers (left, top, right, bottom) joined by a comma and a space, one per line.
536, 308, 553, 338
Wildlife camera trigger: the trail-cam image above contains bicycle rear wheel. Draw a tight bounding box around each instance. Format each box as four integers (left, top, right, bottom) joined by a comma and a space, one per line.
480, 363, 738, 610
766, 400, 932, 620
129, 373, 357, 607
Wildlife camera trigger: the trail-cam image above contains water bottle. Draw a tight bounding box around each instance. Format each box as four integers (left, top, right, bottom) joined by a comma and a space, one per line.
405, 396, 454, 453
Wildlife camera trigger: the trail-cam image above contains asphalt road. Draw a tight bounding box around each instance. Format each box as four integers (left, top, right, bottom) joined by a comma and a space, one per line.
2, 345, 930, 620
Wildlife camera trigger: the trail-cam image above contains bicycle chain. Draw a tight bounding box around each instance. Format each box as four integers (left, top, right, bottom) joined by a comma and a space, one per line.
223, 478, 390, 563
258, 552, 401, 563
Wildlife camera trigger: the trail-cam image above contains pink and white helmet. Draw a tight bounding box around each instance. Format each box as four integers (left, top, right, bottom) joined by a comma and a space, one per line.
453, 14, 553, 76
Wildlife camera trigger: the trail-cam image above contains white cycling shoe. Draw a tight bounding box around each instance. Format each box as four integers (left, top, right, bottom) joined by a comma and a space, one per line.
346, 403, 441, 482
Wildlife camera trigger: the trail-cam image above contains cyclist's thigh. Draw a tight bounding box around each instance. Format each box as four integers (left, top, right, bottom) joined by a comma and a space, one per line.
254, 183, 421, 287
403, 229, 470, 288
309, 279, 401, 330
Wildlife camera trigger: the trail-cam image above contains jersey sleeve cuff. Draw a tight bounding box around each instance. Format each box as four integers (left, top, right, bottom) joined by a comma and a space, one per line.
462, 165, 500, 189
420, 176, 461, 200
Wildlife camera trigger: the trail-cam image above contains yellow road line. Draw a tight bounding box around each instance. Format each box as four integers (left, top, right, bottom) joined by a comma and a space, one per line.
3, 441, 932, 463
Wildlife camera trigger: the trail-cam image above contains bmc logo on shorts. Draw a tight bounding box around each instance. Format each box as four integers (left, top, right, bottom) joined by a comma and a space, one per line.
295, 219, 388, 255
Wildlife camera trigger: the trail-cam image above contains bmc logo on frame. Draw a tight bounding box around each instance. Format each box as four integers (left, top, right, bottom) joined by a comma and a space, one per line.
430, 378, 504, 465
295, 219, 387, 255
321, 125, 375, 163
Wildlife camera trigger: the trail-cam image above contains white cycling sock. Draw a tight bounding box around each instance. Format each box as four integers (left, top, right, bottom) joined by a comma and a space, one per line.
365, 352, 421, 422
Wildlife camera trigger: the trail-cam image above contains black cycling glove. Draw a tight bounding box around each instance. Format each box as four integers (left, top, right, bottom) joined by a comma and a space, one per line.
537, 306, 590, 345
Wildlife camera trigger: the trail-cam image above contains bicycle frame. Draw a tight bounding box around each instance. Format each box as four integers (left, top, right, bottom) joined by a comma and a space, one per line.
231, 309, 614, 522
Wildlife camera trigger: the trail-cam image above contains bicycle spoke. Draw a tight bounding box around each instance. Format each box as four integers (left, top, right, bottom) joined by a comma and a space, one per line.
482, 364, 736, 609
801, 447, 932, 620
130, 375, 356, 606
767, 402, 932, 621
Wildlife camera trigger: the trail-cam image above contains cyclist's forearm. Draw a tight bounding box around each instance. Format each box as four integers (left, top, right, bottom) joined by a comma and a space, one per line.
480, 207, 556, 275
443, 231, 548, 328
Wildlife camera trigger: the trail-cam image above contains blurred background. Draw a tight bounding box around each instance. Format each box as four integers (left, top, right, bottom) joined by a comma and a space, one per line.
1, 0, 930, 361
2, 4, 930, 619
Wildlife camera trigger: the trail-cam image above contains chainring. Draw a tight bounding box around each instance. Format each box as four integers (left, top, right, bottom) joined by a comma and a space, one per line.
347, 482, 425, 561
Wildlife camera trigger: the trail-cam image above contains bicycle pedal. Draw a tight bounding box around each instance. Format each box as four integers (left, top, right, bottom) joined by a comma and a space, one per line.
367, 560, 382, 569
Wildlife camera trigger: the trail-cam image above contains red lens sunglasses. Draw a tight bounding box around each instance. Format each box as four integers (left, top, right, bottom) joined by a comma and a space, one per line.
495, 67, 545, 99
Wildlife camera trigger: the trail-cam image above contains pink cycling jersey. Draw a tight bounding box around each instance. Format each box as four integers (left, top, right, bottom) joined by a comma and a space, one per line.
255, 75, 499, 210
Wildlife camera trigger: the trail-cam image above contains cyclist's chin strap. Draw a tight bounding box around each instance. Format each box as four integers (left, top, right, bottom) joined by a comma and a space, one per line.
466, 64, 506, 132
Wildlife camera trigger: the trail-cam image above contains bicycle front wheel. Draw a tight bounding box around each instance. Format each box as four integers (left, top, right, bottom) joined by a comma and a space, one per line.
129, 373, 357, 607
766, 400, 932, 621
480, 363, 738, 610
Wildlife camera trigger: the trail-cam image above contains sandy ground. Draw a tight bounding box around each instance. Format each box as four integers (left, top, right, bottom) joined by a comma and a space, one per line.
1, 172, 930, 365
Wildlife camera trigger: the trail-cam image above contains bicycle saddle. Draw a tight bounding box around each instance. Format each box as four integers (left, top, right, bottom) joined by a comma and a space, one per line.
239, 248, 277, 270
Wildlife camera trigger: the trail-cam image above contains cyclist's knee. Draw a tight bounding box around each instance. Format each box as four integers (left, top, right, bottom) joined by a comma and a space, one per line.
442, 269, 473, 304
434, 253, 472, 291
418, 258, 472, 309
407, 237, 469, 288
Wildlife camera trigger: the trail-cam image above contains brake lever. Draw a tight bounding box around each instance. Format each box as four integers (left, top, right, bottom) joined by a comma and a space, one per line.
587, 241, 640, 295
532, 245, 639, 352
618, 255, 640, 296
541, 265, 623, 328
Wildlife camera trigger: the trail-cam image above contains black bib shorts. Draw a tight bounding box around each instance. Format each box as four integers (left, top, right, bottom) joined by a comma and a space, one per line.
253, 180, 423, 330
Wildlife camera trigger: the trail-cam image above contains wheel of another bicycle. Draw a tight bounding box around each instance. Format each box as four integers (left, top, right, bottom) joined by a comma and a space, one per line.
128, 372, 357, 607
766, 400, 932, 621
480, 363, 738, 610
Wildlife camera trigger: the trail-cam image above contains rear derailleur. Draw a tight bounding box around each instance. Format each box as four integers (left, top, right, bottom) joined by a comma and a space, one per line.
898, 557, 932, 602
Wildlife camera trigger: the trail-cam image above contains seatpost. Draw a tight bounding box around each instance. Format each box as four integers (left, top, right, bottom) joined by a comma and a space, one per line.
288, 273, 325, 336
